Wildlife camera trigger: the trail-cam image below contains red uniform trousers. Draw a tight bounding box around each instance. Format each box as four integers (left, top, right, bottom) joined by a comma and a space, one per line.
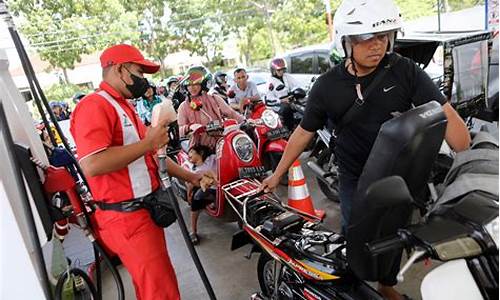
95, 209, 180, 300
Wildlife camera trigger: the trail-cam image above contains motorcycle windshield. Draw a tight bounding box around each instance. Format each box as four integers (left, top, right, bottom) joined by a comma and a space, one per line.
450, 39, 489, 106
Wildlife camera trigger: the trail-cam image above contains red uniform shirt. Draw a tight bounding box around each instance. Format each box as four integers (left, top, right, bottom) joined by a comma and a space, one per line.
70, 82, 159, 203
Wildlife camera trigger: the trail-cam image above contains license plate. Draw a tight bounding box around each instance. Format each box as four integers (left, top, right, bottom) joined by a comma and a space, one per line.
266, 127, 289, 140
238, 166, 267, 178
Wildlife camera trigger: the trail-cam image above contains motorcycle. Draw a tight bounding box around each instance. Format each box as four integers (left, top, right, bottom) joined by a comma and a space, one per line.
223, 102, 498, 300
273, 84, 308, 131
241, 97, 289, 184
171, 118, 267, 221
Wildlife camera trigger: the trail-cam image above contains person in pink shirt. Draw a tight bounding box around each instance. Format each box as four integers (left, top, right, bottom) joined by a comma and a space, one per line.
177, 65, 244, 149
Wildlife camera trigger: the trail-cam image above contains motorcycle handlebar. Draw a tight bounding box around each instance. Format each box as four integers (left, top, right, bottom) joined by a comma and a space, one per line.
365, 234, 407, 256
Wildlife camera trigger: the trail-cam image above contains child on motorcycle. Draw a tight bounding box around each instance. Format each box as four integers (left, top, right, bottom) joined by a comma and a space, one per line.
185, 145, 217, 245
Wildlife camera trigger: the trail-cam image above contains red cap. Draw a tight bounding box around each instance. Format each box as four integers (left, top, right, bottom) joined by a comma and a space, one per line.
100, 44, 160, 74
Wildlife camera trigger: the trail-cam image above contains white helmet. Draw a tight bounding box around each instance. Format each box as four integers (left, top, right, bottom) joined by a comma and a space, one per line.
334, 0, 403, 58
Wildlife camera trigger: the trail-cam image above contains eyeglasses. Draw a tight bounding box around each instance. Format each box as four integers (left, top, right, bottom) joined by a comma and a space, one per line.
348, 31, 390, 44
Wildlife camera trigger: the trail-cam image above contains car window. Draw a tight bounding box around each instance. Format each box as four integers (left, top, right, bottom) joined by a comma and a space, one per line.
318, 55, 331, 73
290, 54, 314, 74
249, 74, 266, 85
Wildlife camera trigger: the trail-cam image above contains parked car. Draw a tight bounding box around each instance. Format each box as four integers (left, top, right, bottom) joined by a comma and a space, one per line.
282, 43, 338, 89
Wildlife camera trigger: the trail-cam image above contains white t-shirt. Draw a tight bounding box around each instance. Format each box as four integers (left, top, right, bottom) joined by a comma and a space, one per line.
191, 154, 217, 174
229, 81, 260, 105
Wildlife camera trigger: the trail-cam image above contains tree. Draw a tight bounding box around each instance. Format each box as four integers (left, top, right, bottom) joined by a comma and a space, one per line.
8, 0, 140, 83
166, 1, 232, 68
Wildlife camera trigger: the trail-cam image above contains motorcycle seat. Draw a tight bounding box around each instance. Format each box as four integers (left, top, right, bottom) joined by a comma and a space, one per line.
347, 101, 447, 282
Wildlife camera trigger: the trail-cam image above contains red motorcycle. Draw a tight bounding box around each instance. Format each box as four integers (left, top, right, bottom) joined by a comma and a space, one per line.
172, 119, 266, 221
240, 98, 289, 184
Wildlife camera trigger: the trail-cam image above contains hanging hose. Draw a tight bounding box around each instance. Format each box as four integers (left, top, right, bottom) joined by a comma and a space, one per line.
157, 156, 218, 300
93, 245, 103, 300
92, 241, 125, 300
54, 268, 98, 300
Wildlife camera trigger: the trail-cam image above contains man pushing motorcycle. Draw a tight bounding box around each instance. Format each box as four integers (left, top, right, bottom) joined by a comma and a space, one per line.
260, 0, 471, 299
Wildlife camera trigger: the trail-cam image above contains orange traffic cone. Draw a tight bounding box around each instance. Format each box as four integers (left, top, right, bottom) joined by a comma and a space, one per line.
288, 160, 325, 220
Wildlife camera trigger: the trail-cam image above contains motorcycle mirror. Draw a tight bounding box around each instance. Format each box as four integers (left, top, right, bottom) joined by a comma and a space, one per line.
364, 176, 413, 209
276, 84, 286, 91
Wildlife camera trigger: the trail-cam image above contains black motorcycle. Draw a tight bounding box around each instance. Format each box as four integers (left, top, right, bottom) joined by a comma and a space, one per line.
224, 102, 498, 300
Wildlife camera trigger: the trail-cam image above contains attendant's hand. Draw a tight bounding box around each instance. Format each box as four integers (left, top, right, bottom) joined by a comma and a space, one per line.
188, 172, 203, 187
145, 119, 169, 151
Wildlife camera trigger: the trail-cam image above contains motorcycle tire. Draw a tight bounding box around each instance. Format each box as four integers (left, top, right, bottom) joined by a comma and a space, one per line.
268, 152, 288, 186
316, 147, 340, 203
257, 253, 276, 297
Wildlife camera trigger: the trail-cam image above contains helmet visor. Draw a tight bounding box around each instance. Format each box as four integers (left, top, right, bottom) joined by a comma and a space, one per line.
347, 30, 393, 44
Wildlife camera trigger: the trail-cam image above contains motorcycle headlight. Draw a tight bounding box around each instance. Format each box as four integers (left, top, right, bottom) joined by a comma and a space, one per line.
261, 109, 279, 129
485, 217, 499, 248
232, 134, 254, 163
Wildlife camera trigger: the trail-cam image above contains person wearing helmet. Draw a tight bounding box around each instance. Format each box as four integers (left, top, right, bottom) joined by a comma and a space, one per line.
136, 81, 162, 126
165, 75, 186, 110
49, 101, 69, 121
265, 57, 301, 131
209, 70, 229, 103
260, 1, 470, 299
177, 65, 244, 149
70, 44, 203, 300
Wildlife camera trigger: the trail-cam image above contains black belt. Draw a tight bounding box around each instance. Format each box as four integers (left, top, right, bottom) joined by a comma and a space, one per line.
94, 190, 158, 213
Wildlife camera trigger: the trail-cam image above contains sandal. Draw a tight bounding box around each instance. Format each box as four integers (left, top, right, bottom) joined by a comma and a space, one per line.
190, 233, 200, 245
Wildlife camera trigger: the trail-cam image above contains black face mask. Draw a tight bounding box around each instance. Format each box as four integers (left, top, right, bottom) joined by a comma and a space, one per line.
122, 66, 149, 98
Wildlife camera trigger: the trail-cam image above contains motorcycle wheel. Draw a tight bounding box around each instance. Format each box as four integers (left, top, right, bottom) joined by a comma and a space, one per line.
257, 253, 276, 297
268, 152, 288, 186
316, 147, 340, 203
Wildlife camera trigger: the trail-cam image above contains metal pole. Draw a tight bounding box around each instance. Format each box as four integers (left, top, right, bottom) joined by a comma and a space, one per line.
437, 0, 442, 32
324, 0, 333, 42
264, 3, 277, 56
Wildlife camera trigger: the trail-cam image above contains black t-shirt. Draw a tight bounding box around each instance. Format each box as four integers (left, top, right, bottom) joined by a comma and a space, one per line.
301, 53, 446, 177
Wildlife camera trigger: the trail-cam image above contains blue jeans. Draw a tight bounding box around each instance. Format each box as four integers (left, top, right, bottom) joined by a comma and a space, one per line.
338, 172, 358, 235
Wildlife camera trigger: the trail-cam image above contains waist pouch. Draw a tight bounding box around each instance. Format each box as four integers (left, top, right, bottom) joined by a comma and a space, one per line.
96, 189, 177, 228
143, 189, 177, 228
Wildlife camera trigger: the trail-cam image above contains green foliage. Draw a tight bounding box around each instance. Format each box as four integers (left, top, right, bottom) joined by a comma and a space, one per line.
9, 0, 140, 74
167, 1, 231, 68
43, 83, 88, 102
8, 0, 484, 75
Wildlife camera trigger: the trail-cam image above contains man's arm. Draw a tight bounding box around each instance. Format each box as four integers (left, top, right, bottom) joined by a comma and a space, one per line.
80, 140, 152, 177
442, 102, 470, 152
80, 120, 169, 177
165, 157, 201, 185
260, 126, 315, 191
